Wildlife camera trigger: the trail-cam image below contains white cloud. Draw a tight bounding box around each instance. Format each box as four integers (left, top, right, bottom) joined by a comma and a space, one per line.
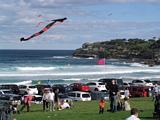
0, 15, 7, 22
18, 0, 160, 8
0, 0, 160, 49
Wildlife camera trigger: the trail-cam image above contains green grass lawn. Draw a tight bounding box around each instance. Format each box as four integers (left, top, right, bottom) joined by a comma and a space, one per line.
16, 97, 154, 120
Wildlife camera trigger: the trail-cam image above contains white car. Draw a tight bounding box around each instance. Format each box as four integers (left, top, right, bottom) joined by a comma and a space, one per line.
19, 85, 38, 95
86, 82, 107, 92
132, 80, 153, 87
68, 91, 91, 101
143, 80, 153, 87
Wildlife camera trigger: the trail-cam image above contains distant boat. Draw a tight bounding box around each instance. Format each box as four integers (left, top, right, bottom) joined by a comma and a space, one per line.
97, 58, 106, 65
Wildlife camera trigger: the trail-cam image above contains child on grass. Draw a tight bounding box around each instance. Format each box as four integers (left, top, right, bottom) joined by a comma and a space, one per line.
99, 97, 105, 114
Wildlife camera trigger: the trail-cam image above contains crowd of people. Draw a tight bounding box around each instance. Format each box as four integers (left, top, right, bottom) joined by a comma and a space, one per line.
41, 88, 71, 111
19, 88, 71, 114
10, 79, 160, 120
107, 80, 131, 113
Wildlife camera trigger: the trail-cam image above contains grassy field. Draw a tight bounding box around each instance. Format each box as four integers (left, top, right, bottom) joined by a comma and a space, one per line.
16, 97, 154, 120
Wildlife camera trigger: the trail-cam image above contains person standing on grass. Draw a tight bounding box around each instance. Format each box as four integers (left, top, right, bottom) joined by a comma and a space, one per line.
42, 88, 50, 111
109, 80, 119, 112
48, 89, 55, 111
124, 87, 130, 99
126, 108, 140, 120
54, 89, 61, 110
20, 89, 32, 112
99, 97, 105, 114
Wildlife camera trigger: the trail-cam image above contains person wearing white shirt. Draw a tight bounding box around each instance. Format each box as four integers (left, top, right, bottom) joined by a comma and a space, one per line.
60, 100, 70, 110
126, 108, 140, 120
42, 89, 50, 111
48, 89, 55, 111
124, 88, 130, 99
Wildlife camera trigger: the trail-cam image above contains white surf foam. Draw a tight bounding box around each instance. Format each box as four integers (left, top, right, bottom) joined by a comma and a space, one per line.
52, 56, 69, 59
130, 62, 147, 67
16, 67, 56, 71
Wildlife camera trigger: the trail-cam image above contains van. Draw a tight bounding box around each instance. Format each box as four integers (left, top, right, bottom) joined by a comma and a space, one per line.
68, 91, 91, 101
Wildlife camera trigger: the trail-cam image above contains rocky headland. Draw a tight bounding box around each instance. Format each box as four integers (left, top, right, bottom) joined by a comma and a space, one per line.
73, 38, 160, 66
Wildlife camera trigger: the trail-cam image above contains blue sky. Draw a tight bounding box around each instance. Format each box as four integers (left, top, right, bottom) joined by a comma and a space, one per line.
0, 0, 160, 50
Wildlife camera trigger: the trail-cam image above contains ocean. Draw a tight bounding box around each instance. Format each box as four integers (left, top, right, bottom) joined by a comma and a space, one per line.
0, 50, 160, 84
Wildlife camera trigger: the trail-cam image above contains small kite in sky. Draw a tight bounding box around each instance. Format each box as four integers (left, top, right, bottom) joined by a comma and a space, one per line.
108, 13, 112, 16
20, 17, 67, 42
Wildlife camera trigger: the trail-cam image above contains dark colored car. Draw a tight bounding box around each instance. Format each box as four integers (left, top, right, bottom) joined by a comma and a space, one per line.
36, 84, 51, 95
69, 83, 90, 92
52, 84, 72, 93
0, 93, 22, 105
129, 86, 149, 97
98, 78, 124, 90
0, 84, 20, 94
152, 80, 160, 85
58, 93, 73, 103
90, 91, 109, 100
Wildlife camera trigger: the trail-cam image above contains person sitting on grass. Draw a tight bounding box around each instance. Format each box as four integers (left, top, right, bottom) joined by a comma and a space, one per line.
126, 108, 140, 120
60, 100, 70, 110
99, 97, 105, 114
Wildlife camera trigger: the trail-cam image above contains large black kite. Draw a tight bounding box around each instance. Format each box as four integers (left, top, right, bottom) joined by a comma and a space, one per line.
20, 17, 67, 41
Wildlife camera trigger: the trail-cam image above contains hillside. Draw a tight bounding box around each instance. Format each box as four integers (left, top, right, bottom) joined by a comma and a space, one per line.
73, 38, 160, 66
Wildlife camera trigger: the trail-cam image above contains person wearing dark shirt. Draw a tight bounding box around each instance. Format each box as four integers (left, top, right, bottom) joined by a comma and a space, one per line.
109, 80, 118, 112
54, 89, 61, 110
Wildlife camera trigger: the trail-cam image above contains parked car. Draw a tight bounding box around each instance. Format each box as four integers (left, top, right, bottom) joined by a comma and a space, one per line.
151, 80, 160, 85
0, 90, 21, 105
36, 84, 51, 95
58, 93, 73, 103
123, 82, 130, 87
67, 91, 91, 101
0, 84, 20, 94
52, 84, 72, 93
90, 91, 109, 100
86, 82, 107, 92
129, 86, 149, 97
19, 85, 38, 95
98, 78, 124, 90
69, 83, 90, 92
0, 89, 13, 95
132, 80, 153, 87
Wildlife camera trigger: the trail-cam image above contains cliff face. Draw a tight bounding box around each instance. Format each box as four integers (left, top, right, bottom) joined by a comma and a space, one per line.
73, 39, 160, 66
